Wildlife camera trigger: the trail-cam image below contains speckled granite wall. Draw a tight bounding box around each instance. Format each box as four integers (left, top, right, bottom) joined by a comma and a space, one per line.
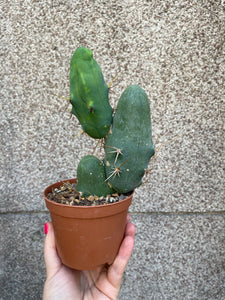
1, 1, 224, 299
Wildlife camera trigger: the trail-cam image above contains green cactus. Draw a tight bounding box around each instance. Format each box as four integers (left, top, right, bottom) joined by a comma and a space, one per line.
104, 85, 155, 193
76, 155, 115, 197
70, 47, 113, 139
68, 48, 154, 197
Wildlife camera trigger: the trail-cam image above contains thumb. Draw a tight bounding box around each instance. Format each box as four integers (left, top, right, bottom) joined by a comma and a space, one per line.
44, 222, 62, 278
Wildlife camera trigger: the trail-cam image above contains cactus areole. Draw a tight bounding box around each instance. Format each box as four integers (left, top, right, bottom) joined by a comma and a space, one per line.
69, 47, 154, 197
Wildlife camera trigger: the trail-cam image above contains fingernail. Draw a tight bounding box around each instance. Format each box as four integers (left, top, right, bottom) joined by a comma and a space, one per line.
45, 223, 48, 235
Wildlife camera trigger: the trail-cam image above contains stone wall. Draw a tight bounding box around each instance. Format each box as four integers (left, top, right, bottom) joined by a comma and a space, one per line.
1, 1, 224, 299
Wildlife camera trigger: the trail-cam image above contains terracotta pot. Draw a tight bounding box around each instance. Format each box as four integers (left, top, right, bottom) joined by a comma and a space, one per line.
43, 178, 133, 270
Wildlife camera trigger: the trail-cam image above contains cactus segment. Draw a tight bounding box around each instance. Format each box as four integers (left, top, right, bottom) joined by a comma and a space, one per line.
76, 155, 115, 197
70, 47, 113, 139
104, 85, 155, 193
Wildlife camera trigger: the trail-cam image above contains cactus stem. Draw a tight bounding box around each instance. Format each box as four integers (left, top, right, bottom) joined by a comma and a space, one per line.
80, 96, 94, 113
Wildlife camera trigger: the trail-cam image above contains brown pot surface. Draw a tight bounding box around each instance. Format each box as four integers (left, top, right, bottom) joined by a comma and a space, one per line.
44, 178, 133, 270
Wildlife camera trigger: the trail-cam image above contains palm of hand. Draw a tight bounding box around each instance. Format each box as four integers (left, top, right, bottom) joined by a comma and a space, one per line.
44, 263, 120, 300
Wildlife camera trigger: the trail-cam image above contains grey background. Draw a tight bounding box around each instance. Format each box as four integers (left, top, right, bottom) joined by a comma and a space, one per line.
1, 0, 224, 299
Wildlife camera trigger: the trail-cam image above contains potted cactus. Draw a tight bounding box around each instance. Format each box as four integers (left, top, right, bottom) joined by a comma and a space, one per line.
43, 47, 155, 270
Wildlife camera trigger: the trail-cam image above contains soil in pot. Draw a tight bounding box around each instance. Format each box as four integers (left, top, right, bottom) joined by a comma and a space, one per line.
47, 180, 132, 207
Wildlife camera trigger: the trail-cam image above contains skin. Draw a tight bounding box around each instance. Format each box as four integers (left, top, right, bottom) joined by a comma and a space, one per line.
43, 215, 135, 300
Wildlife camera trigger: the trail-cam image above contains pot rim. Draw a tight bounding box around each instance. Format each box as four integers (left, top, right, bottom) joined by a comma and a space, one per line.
44, 178, 133, 218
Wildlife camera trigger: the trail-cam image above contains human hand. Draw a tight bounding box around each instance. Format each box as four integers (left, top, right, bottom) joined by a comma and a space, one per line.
43, 215, 135, 300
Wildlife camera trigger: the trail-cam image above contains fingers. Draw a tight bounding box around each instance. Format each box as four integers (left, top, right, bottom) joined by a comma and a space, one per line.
126, 213, 130, 223
44, 222, 62, 278
107, 219, 135, 288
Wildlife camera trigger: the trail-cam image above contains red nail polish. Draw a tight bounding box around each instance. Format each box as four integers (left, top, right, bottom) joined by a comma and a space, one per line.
45, 223, 48, 235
